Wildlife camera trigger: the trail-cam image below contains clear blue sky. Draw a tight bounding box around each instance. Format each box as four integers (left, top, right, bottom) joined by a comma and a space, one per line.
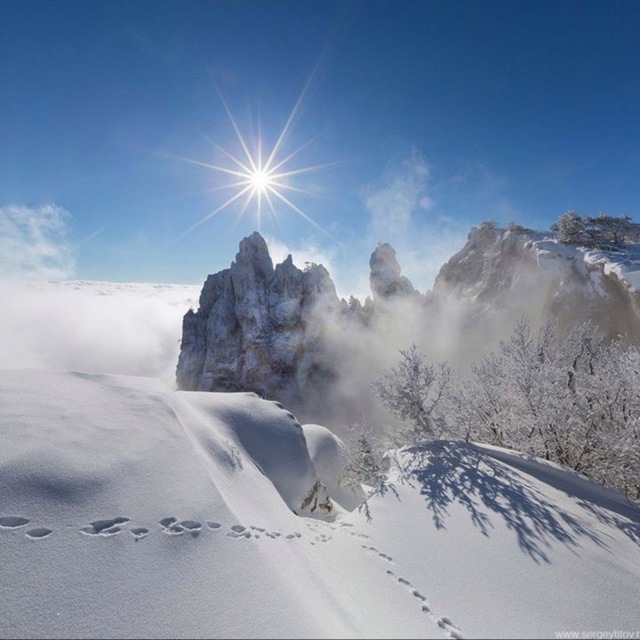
2, 0, 640, 292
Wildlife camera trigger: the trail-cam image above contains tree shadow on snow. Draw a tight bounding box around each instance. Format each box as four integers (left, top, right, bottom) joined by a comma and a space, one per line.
386, 440, 640, 564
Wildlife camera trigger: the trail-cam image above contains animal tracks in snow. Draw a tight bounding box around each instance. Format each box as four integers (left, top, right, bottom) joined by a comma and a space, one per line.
1, 512, 309, 544
0, 516, 53, 540
3, 510, 464, 637
383, 569, 463, 639
437, 617, 463, 639
159, 518, 203, 537
25, 527, 53, 539
361, 544, 393, 563
81, 517, 130, 537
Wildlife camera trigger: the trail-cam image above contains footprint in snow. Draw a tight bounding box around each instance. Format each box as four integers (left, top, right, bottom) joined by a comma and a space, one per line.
26, 527, 53, 539
159, 517, 201, 537
179, 520, 202, 537
437, 617, 463, 639
207, 521, 222, 530
361, 545, 393, 562
130, 527, 149, 541
0, 516, 30, 529
285, 532, 302, 540
81, 517, 129, 536
227, 525, 252, 539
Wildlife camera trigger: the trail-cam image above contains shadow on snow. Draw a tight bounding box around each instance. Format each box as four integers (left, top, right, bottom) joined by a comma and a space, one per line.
363, 440, 640, 564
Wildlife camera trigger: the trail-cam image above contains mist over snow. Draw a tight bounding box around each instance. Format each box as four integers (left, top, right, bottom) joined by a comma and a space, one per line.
0, 280, 200, 385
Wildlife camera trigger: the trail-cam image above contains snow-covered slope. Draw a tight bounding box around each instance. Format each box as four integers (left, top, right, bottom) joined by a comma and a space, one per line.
362, 441, 640, 638
1, 370, 639, 638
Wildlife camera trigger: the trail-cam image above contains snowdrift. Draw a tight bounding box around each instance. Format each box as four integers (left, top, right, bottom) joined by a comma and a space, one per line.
1, 370, 638, 639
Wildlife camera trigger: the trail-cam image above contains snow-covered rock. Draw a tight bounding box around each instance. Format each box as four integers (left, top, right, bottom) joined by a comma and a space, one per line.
434, 223, 640, 339
302, 423, 366, 511
176, 232, 342, 408
369, 242, 417, 301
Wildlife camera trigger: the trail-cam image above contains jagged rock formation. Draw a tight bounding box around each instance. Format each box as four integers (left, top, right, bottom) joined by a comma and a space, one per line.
177, 232, 342, 405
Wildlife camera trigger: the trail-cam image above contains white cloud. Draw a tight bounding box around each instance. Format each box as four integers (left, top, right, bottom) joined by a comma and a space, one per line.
0, 204, 75, 280
264, 235, 373, 300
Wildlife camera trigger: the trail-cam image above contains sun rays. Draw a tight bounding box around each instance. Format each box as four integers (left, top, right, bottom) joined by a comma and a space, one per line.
174, 70, 346, 243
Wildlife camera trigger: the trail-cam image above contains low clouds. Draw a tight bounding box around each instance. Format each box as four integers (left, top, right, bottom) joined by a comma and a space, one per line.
0, 280, 200, 385
0, 203, 200, 385
265, 235, 336, 275
0, 204, 75, 280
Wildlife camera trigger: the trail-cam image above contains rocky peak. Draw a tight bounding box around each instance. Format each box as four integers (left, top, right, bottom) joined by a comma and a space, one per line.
176, 233, 344, 411
232, 231, 274, 284
369, 242, 417, 300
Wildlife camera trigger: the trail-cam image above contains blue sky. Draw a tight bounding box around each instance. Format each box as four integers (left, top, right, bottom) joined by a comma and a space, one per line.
2, 0, 640, 294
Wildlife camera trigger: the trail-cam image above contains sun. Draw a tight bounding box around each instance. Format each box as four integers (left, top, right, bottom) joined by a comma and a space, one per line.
172, 72, 347, 242
250, 170, 272, 193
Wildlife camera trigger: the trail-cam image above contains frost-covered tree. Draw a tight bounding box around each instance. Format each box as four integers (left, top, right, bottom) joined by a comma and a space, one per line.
369, 320, 639, 500
448, 318, 640, 500
372, 344, 451, 443
551, 210, 640, 249
551, 210, 585, 244
343, 421, 384, 488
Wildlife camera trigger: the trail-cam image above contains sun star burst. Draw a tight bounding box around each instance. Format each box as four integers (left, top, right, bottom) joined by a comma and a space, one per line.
174, 75, 346, 243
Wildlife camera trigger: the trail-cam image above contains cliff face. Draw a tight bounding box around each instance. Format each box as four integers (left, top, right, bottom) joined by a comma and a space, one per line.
176, 232, 342, 404
433, 222, 640, 340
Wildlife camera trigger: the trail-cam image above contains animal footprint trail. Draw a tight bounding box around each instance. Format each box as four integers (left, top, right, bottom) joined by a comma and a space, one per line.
227, 525, 251, 539
384, 570, 463, 638
438, 617, 463, 639
2, 514, 304, 546
159, 517, 202, 537
81, 517, 129, 536
130, 527, 149, 541
314, 533, 333, 544
361, 544, 393, 563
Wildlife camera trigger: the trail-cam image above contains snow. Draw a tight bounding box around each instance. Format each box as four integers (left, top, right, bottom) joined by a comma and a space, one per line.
302, 423, 365, 510
1, 370, 639, 638
580, 244, 640, 293
530, 238, 640, 294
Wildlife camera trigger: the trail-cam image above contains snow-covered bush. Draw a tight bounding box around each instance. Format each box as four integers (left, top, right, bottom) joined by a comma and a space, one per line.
449, 318, 640, 500
551, 210, 640, 249
371, 344, 451, 444
373, 320, 640, 500
342, 421, 385, 488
